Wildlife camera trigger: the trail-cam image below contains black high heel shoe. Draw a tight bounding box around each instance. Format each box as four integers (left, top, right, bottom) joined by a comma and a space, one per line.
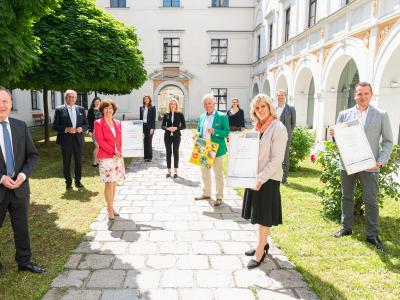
247, 250, 267, 269
245, 243, 269, 256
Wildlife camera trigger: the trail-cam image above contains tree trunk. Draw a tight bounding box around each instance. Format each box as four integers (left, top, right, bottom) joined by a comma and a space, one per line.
43, 88, 50, 143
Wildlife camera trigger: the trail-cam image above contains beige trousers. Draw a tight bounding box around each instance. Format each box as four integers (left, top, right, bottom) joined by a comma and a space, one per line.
200, 155, 224, 199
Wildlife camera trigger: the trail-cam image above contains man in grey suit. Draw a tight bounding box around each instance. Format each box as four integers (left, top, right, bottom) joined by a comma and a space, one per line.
0, 86, 45, 273
276, 90, 296, 184
331, 82, 393, 250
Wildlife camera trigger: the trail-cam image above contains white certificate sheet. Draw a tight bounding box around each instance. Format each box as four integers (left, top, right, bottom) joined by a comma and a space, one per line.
334, 119, 376, 175
121, 120, 143, 157
227, 131, 259, 188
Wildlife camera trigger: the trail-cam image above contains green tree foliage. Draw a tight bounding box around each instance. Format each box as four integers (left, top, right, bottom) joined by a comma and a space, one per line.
15, 0, 147, 141
17, 0, 147, 94
0, 0, 59, 85
289, 126, 315, 171
317, 142, 400, 221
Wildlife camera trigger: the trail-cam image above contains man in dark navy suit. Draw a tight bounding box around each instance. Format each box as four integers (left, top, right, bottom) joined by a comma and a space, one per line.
0, 86, 45, 273
52, 90, 88, 189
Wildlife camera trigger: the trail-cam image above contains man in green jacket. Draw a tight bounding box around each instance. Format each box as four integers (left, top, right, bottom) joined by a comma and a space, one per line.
194, 94, 230, 206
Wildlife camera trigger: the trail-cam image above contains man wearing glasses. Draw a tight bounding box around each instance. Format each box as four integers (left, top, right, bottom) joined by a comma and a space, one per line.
52, 90, 88, 190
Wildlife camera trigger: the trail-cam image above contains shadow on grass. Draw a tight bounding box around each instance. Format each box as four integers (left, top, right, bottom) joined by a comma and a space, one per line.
294, 266, 347, 300
350, 215, 400, 274
0, 203, 83, 300
288, 166, 321, 179
286, 182, 319, 194
61, 188, 99, 202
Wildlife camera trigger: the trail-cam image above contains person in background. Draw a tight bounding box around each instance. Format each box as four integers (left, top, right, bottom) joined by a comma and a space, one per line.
242, 94, 288, 269
52, 90, 88, 189
161, 98, 186, 178
87, 97, 102, 167
0, 86, 45, 273
227, 97, 245, 131
94, 99, 125, 220
276, 89, 296, 184
194, 94, 230, 207
140, 95, 156, 162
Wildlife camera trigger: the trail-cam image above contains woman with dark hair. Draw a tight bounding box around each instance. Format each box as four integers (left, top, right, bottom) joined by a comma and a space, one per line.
140, 95, 156, 162
94, 99, 125, 220
87, 97, 102, 166
227, 97, 245, 131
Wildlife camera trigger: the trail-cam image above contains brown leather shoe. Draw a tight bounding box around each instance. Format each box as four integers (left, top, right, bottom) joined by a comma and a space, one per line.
194, 195, 211, 200
214, 199, 223, 207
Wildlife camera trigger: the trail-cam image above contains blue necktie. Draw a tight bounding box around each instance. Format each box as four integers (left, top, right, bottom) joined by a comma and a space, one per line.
1, 121, 15, 177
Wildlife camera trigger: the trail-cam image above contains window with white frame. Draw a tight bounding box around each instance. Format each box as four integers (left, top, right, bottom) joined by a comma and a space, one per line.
163, 0, 180, 7
284, 7, 291, 42
211, 88, 227, 112
211, 39, 228, 64
268, 23, 273, 52
257, 34, 261, 60
308, 0, 317, 27
110, 0, 126, 8
212, 0, 229, 7
31, 91, 39, 110
51, 91, 56, 110
77, 92, 88, 109
163, 38, 180, 63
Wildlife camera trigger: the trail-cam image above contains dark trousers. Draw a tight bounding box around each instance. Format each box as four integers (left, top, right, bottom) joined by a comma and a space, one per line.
164, 135, 181, 169
143, 123, 153, 160
61, 137, 83, 184
282, 140, 291, 183
340, 170, 379, 238
0, 190, 31, 264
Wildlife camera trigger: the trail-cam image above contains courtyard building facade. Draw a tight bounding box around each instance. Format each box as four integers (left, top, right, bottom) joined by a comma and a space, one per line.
9, 0, 400, 143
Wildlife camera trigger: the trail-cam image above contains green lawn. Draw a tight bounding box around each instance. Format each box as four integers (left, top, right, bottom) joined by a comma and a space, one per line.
0, 128, 128, 300
228, 158, 400, 300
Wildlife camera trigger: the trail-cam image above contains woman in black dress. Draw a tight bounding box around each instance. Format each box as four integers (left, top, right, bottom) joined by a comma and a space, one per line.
161, 98, 186, 178
227, 97, 245, 131
140, 95, 156, 162
241, 94, 288, 269
87, 97, 102, 166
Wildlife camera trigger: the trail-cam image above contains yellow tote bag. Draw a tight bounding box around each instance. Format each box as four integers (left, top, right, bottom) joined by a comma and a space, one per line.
189, 138, 219, 169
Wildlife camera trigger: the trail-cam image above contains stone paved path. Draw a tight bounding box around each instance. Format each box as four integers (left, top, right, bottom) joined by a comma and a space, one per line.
43, 129, 318, 300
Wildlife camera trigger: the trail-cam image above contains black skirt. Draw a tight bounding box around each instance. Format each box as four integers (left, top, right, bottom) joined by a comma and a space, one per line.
242, 180, 282, 227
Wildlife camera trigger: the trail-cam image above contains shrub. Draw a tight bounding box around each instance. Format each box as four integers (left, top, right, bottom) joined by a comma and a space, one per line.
317, 142, 400, 222
289, 126, 315, 171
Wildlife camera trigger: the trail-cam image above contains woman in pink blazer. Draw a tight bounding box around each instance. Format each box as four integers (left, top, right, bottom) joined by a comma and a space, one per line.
94, 99, 125, 220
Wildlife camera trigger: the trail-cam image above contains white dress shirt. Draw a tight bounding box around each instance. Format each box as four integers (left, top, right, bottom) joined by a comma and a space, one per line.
355, 105, 369, 127
276, 104, 285, 118
66, 104, 77, 128
202, 111, 215, 140
0, 117, 26, 184
143, 107, 148, 124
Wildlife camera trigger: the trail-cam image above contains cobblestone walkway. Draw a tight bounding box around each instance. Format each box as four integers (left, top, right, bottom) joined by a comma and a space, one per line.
44, 129, 318, 300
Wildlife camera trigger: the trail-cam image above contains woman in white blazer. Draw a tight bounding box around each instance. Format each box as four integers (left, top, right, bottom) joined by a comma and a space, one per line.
241, 94, 288, 269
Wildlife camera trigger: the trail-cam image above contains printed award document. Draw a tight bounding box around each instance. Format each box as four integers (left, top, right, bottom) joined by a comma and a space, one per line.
121, 120, 143, 157
334, 119, 376, 175
227, 131, 259, 188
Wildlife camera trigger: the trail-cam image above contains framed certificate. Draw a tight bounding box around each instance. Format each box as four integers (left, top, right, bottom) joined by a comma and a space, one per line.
227, 131, 259, 188
121, 120, 143, 157
334, 119, 376, 175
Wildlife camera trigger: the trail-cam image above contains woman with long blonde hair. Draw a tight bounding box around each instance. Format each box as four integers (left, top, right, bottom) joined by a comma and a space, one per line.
241, 94, 288, 269
161, 98, 186, 178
